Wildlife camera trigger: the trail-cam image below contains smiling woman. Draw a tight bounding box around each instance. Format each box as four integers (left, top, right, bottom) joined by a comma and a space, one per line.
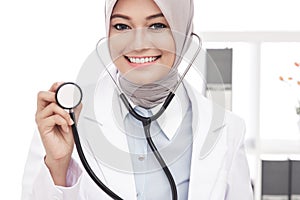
109, 0, 176, 85
21, 0, 254, 199
108, 0, 178, 109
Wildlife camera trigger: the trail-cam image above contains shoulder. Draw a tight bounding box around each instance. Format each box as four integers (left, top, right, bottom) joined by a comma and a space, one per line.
224, 109, 246, 148
200, 94, 246, 143
186, 85, 246, 158
184, 81, 246, 144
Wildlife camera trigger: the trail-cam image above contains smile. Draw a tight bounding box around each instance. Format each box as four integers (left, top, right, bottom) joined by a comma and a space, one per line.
125, 56, 161, 64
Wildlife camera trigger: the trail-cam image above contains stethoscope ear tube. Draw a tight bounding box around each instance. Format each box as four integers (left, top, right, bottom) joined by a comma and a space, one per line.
69, 111, 123, 200
152, 92, 175, 121
120, 92, 175, 122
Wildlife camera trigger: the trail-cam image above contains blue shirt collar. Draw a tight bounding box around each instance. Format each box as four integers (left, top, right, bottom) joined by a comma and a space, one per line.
119, 83, 190, 140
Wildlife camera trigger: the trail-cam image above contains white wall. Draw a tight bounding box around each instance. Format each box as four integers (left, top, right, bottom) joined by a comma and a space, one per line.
194, 0, 300, 31
0, 0, 104, 198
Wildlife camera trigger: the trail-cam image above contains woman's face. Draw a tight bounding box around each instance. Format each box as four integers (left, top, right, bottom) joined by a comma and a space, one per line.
109, 0, 176, 84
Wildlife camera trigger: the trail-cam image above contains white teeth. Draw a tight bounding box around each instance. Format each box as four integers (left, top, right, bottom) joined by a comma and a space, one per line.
127, 56, 158, 64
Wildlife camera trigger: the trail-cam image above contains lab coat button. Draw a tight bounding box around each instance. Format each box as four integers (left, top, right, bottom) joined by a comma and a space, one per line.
138, 155, 145, 161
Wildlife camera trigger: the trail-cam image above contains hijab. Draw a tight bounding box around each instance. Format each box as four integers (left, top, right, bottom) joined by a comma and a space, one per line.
105, 0, 194, 108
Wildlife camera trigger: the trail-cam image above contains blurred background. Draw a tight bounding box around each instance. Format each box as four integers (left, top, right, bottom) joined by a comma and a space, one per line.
1, 0, 300, 199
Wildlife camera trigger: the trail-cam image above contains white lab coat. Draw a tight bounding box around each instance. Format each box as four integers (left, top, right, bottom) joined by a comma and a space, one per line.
21, 78, 254, 200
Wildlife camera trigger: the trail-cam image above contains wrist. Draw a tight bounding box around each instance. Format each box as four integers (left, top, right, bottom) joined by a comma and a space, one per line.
44, 155, 71, 186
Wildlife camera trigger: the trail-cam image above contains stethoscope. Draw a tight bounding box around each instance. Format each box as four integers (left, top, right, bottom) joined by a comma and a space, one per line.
55, 33, 202, 200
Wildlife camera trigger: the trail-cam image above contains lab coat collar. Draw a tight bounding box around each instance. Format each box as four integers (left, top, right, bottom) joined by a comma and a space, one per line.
183, 81, 227, 158
81, 74, 227, 159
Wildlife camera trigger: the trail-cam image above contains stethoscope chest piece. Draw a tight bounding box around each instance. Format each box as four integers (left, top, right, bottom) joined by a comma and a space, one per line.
55, 82, 83, 110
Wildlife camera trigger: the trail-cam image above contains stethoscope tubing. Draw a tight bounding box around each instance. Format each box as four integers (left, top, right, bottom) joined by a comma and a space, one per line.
142, 119, 178, 200
70, 111, 123, 200
120, 92, 178, 200
69, 92, 178, 200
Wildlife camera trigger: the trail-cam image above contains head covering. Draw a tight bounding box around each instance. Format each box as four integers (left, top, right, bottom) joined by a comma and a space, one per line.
104, 0, 194, 108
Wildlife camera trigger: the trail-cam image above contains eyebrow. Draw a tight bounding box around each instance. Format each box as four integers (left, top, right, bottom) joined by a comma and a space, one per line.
110, 14, 130, 20
146, 13, 164, 20
110, 13, 164, 21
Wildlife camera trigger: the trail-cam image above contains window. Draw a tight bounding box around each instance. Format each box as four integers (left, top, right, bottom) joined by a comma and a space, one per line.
260, 43, 300, 140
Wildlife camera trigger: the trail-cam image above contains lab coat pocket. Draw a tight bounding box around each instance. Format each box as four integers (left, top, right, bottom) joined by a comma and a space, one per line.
209, 170, 228, 200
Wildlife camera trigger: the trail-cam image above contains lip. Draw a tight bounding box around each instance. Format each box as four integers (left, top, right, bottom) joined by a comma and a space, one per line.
124, 55, 161, 67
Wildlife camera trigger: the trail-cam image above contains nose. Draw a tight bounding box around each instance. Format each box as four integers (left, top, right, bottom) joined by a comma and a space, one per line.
130, 28, 151, 52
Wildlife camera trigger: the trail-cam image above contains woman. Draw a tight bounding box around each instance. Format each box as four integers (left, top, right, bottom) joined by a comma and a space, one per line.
22, 0, 254, 199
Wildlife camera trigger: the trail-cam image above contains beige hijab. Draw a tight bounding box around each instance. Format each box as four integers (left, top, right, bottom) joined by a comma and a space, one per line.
105, 0, 194, 108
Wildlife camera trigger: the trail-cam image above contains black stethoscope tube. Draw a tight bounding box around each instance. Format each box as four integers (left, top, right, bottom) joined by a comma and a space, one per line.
119, 92, 175, 122
143, 121, 178, 200
120, 92, 178, 200
70, 111, 123, 200
70, 91, 177, 200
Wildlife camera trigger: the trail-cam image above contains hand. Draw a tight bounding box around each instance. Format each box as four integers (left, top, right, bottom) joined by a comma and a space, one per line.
35, 82, 82, 185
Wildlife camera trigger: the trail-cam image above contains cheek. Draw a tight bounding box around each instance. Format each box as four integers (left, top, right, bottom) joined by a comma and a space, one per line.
114, 57, 128, 74
150, 32, 176, 55
163, 51, 176, 68
109, 33, 130, 62
150, 32, 176, 68
109, 33, 134, 74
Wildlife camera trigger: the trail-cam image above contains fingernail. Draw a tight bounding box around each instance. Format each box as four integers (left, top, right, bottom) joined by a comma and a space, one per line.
69, 118, 74, 125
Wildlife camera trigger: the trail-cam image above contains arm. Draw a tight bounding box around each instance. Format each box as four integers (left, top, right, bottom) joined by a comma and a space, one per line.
22, 82, 83, 200
21, 130, 83, 200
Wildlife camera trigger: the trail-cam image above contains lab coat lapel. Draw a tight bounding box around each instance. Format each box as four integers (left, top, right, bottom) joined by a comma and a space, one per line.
183, 82, 228, 200
80, 79, 228, 199
80, 80, 137, 199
